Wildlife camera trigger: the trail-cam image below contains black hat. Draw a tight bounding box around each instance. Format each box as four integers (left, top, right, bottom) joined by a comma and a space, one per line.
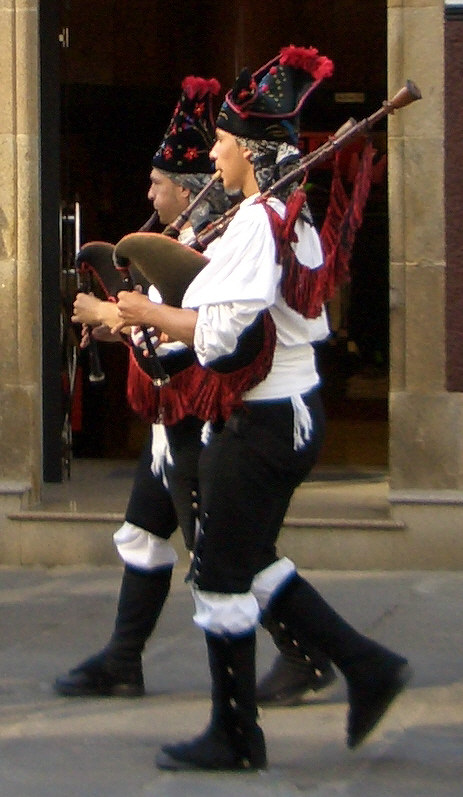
217, 45, 334, 143
152, 76, 221, 174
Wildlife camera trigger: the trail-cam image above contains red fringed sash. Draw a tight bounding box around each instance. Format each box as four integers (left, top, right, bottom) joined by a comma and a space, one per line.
125, 310, 277, 425
126, 348, 160, 423
204, 310, 277, 421
319, 138, 376, 301
262, 139, 375, 319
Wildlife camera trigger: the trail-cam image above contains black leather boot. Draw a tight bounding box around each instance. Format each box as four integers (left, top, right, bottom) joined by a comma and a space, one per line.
266, 573, 412, 748
156, 630, 267, 771
54, 564, 172, 697
343, 647, 411, 749
257, 612, 337, 706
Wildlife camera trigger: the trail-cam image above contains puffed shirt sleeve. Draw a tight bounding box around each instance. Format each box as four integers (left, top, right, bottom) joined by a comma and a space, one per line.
183, 202, 281, 365
194, 301, 266, 365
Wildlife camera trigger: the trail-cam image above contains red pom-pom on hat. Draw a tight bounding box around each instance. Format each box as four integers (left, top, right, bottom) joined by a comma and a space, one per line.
182, 75, 221, 100
279, 44, 334, 81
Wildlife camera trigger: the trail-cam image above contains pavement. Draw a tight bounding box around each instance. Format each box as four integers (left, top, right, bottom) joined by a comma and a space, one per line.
1, 564, 463, 796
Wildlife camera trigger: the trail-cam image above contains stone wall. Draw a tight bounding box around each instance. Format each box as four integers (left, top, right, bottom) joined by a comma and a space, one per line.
387, 1, 463, 492
0, 0, 41, 502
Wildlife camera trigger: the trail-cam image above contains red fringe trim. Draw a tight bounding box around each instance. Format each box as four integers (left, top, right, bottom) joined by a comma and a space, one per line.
262, 139, 375, 319
262, 199, 325, 318
202, 310, 277, 422
334, 139, 376, 272
126, 348, 160, 422
125, 312, 277, 425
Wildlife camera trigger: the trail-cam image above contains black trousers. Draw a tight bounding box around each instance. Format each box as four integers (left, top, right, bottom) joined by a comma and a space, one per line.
194, 388, 325, 593
125, 415, 204, 550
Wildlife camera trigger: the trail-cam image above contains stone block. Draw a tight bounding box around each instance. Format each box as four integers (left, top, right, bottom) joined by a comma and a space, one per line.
390, 391, 463, 489
0, 385, 41, 487
388, 137, 405, 263
15, 4, 39, 136
389, 259, 406, 390
404, 263, 445, 390
0, 3, 14, 134
0, 135, 17, 255
403, 138, 445, 266
0, 260, 19, 382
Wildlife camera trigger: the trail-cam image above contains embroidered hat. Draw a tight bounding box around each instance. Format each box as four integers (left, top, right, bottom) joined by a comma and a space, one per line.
152, 76, 221, 174
216, 45, 334, 143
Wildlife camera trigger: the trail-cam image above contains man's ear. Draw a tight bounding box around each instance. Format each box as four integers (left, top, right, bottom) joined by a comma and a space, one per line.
242, 146, 253, 163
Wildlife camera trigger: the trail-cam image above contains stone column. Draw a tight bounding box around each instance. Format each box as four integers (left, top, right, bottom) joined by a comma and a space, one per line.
387, 0, 463, 491
0, 0, 41, 503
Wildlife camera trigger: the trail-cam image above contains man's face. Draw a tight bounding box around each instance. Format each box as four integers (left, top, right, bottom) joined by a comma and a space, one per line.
210, 129, 250, 193
147, 168, 190, 225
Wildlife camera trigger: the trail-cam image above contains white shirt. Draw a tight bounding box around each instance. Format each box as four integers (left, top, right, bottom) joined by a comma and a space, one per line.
182, 194, 330, 402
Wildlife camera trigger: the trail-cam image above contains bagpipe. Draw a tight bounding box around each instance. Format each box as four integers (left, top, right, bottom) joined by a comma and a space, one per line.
75, 217, 171, 387
75, 252, 106, 385
111, 81, 421, 310
76, 81, 421, 409
75, 171, 223, 389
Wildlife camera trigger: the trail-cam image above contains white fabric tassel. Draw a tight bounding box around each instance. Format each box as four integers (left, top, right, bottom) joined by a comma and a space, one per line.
201, 420, 213, 447
291, 394, 313, 450
150, 423, 173, 485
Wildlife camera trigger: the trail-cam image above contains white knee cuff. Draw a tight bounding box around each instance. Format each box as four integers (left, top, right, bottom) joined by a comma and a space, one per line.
150, 423, 172, 478
113, 522, 178, 570
192, 587, 260, 635
251, 557, 297, 611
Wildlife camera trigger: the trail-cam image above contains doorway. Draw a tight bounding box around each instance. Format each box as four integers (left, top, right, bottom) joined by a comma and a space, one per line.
43, 0, 389, 479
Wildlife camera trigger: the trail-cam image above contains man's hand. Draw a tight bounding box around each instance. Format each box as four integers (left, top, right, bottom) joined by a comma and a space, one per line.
72, 293, 104, 326
112, 290, 197, 346
72, 293, 124, 332
80, 323, 122, 348
112, 291, 158, 333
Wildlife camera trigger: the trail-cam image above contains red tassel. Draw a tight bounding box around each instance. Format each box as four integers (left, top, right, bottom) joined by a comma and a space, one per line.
283, 188, 307, 238
262, 139, 375, 320
318, 138, 375, 302
262, 200, 325, 318
318, 150, 352, 301
320, 151, 349, 259
336, 139, 375, 269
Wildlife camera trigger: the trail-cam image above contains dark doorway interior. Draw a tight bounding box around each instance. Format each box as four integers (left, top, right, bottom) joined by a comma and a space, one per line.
44, 0, 389, 479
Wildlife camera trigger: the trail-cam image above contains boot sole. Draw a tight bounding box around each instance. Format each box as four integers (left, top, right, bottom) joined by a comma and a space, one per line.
347, 662, 413, 749
257, 668, 338, 707
54, 680, 145, 698
156, 750, 266, 772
